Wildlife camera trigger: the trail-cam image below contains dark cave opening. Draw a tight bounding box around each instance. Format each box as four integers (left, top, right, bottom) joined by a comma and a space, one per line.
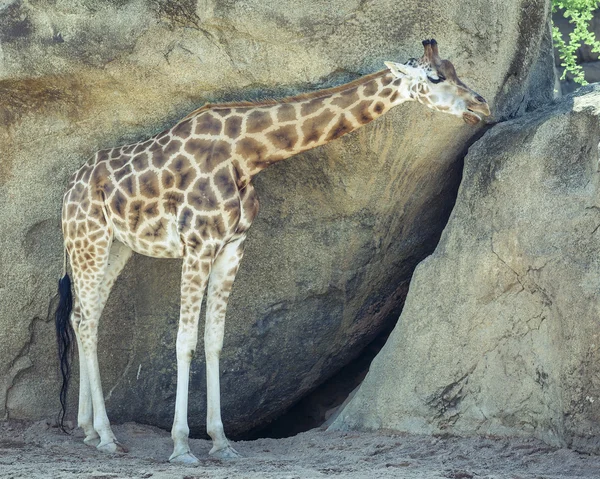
242, 321, 396, 440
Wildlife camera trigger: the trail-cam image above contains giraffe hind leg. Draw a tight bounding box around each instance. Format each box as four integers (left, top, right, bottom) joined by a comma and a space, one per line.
71, 239, 132, 453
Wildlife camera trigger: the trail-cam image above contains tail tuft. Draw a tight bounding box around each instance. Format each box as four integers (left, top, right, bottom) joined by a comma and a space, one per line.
55, 273, 74, 433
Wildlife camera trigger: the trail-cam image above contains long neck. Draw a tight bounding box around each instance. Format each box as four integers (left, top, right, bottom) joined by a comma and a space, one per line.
229, 69, 411, 177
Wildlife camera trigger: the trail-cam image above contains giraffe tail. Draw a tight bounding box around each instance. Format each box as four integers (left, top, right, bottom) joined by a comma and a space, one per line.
55, 254, 74, 433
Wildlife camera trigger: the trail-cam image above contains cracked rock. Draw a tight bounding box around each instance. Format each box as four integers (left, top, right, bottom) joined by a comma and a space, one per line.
331, 85, 600, 453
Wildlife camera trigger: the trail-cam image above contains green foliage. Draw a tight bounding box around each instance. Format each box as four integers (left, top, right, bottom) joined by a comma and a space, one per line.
552, 0, 600, 85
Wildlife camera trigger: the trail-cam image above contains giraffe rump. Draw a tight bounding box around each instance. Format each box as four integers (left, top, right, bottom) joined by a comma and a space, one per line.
55, 272, 74, 432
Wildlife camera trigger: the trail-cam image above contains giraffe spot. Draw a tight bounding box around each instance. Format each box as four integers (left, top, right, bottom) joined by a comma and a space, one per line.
214, 108, 231, 118
144, 201, 159, 218
162, 170, 175, 189
350, 100, 374, 124
133, 140, 152, 154
326, 114, 354, 141
224, 116, 242, 139
266, 125, 298, 150
158, 134, 170, 146
214, 167, 237, 199
164, 139, 182, 157
121, 175, 136, 196
122, 144, 136, 154
139, 171, 160, 198
374, 102, 385, 114
66, 203, 77, 218
195, 113, 222, 135
110, 190, 128, 219
178, 206, 194, 232
300, 98, 325, 117
132, 153, 149, 171
142, 219, 167, 240
418, 84, 429, 95
149, 143, 168, 168
236, 137, 268, 170
246, 109, 273, 133
129, 201, 143, 232
114, 164, 133, 182
331, 89, 359, 109
195, 215, 227, 239
97, 150, 109, 162
277, 104, 296, 122
362, 80, 379, 97
109, 157, 128, 171
379, 88, 392, 98
81, 168, 92, 184
188, 178, 218, 211
91, 163, 112, 196
186, 140, 231, 171
109, 148, 122, 159
390, 91, 399, 103
301, 109, 336, 146
163, 191, 184, 214
89, 205, 103, 219
381, 75, 393, 86
170, 155, 197, 190
172, 119, 193, 139
392, 79, 402, 87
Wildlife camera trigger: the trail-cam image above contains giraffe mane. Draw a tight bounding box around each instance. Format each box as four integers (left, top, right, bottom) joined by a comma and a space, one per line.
179, 69, 389, 122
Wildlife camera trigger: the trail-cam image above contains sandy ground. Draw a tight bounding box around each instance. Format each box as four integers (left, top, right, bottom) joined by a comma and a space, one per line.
1, 420, 600, 479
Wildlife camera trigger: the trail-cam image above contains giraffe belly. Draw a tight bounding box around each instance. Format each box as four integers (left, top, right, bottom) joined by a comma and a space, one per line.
112, 215, 185, 259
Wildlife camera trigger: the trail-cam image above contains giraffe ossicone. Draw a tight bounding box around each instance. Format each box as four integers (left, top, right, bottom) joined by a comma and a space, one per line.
54, 39, 490, 462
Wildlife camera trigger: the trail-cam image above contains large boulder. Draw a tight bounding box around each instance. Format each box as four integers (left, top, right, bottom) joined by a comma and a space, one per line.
331, 85, 600, 452
0, 0, 554, 435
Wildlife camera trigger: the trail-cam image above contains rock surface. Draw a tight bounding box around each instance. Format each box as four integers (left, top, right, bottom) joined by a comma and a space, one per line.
0, 0, 553, 435
331, 85, 600, 452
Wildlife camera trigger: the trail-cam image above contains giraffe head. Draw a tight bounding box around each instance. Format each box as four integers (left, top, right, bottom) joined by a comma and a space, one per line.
385, 39, 491, 125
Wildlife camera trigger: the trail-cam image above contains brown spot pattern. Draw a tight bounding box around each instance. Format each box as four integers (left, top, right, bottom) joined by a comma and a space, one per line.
139, 171, 159, 198
326, 114, 354, 141
172, 119, 193, 139
300, 98, 324, 116
188, 178, 218, 210
277, 104, 296, 122
350, 101, 374, 124
246, 110, 273, 133
195, 113, 222, 135
266, 125, 298, 150
301, 110, 335, 145
224, 116, 242, 139
331, 89, 359, 109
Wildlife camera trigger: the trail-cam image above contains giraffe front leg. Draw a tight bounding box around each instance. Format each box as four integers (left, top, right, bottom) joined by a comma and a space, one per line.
205, 236, 246, 459
169, 252, 210, 464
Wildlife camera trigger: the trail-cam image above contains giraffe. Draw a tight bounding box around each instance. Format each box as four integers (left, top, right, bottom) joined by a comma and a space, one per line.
54, 39, 491, 463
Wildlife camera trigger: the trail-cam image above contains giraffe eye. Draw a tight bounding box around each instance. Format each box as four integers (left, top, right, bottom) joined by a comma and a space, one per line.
427, 74, 446, 84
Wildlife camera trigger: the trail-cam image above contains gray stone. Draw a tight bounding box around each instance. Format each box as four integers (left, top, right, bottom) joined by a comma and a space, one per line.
0, 0, 554, 436
331, 85, 600, 453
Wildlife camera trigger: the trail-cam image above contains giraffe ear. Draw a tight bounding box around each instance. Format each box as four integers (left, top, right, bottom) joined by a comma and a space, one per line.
384, 61, 421, 79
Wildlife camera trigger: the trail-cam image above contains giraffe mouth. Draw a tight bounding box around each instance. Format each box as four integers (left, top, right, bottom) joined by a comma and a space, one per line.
463, 110, 482, 125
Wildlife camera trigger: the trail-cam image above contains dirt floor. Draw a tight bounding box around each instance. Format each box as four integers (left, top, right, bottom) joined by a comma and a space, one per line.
1, 420, 600, 479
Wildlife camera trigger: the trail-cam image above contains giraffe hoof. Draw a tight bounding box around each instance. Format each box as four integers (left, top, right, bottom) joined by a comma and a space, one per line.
83, 435, 100, 447
169, 452, 200, 464
97, 441, 128, 454
209, 445, 241, 459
